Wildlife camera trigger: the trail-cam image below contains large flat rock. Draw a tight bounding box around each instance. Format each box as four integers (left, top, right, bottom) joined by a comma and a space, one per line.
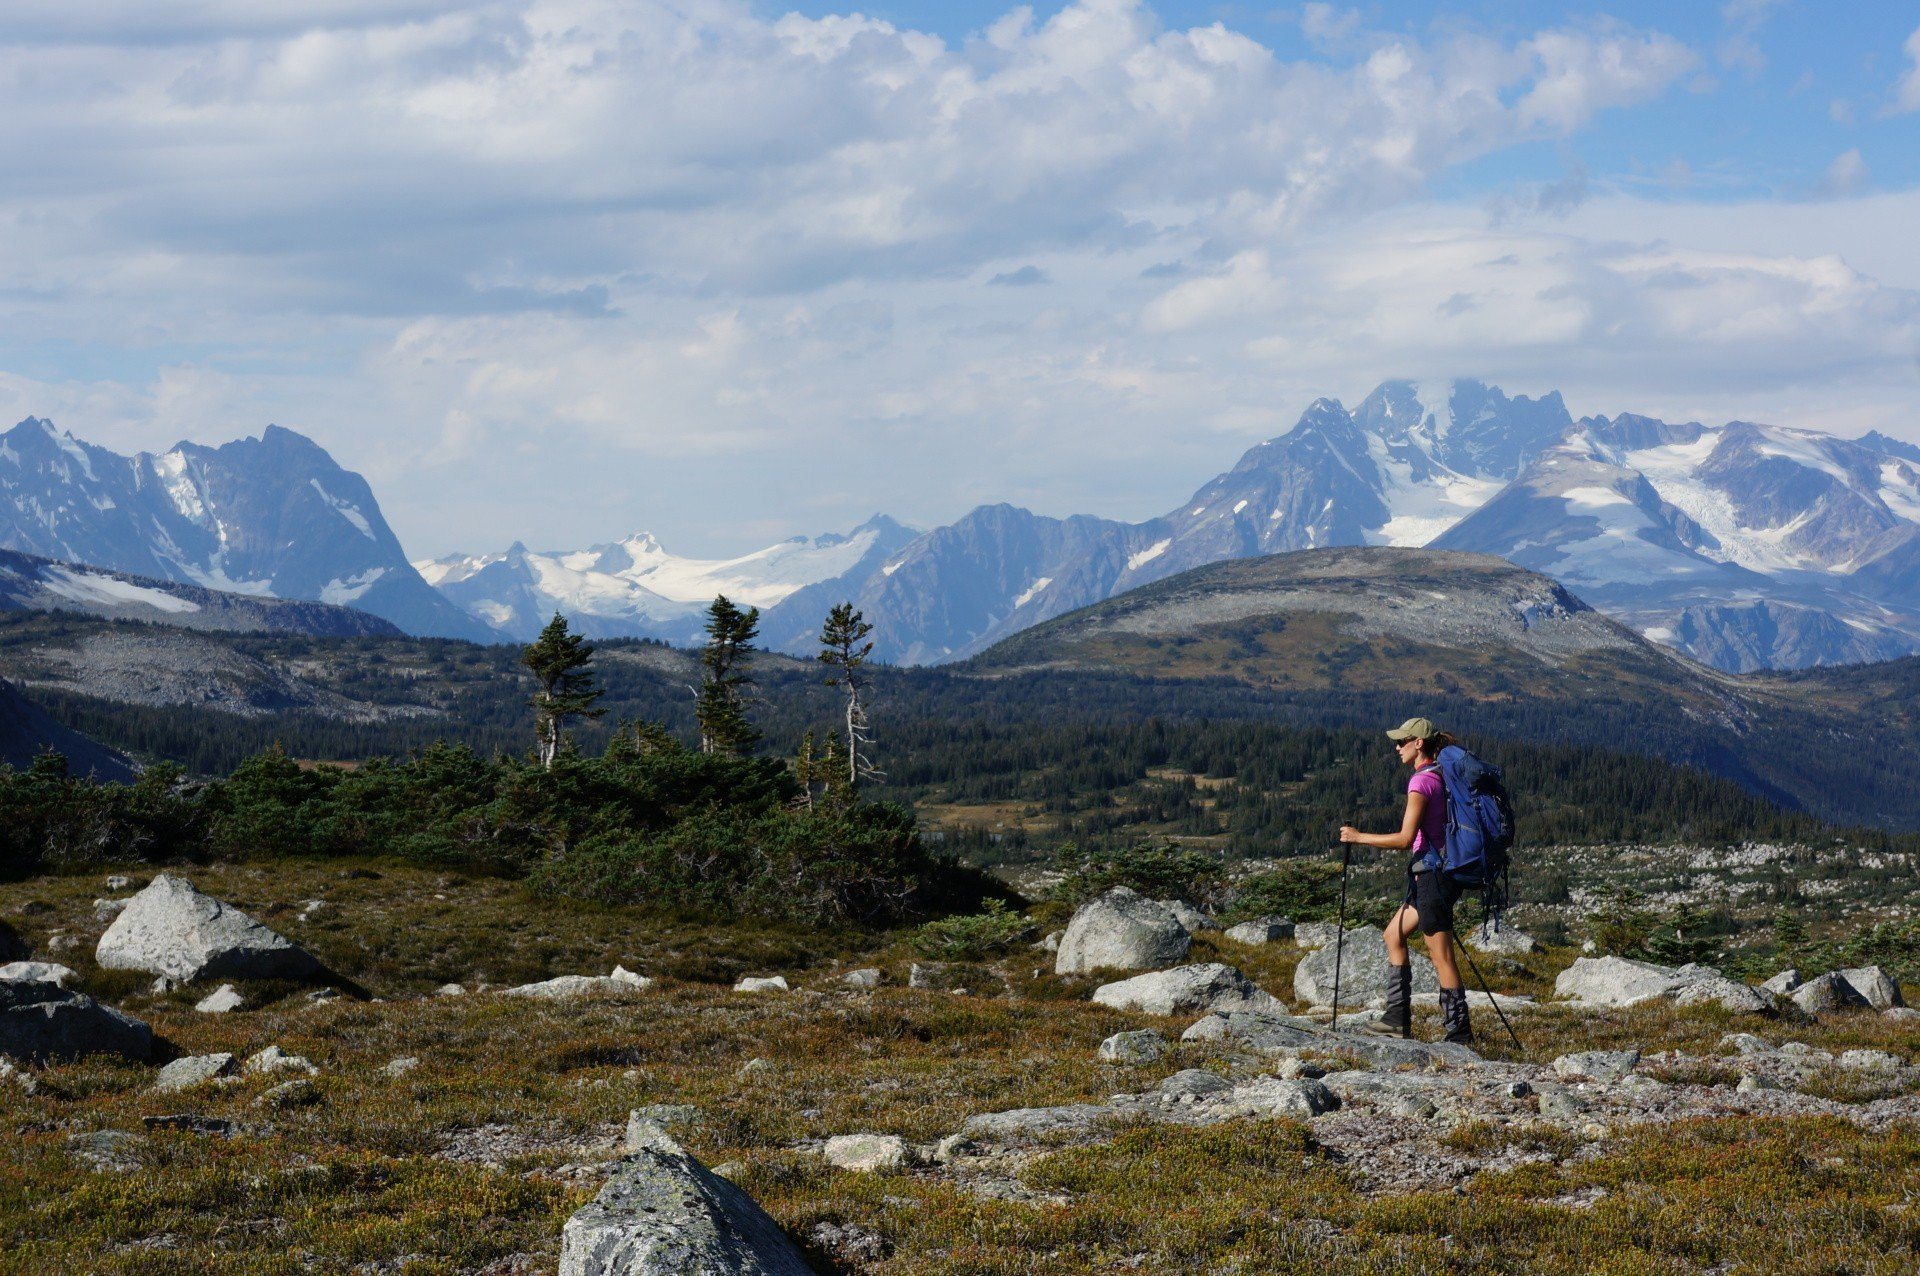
1091, 963, 1284, 1016
1182, 1008, 1481, 1068
96, 874, 322, 984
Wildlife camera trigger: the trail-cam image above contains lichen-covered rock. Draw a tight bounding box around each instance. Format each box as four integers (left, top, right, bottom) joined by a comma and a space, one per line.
1790, 971, 1870, 1015
733, 976, 789, 994
822, 1134, 910, 1173
502, 973, 651, 1000
560, 1122, 812, 1275
1156, 1068, 1233, 1098
194, 984, 245, 1013
1552, 1049, 1640, 1083
1293, 931, 1437, 1007
1761, 969, 1801, 996
1672, 977, 1774, 1015
1091, 963, 1284, 1017
1098, 1029, 1169, 1064
1553, 956, 1683, 1008
1055, 888, 1190, 976
153, 1052, 237, 1092
245, 1045, 318, 1077
1292, 922, 1350, 950
1836, 966, 1904, 1012
842, 968, 883, 989
1153, 900, 1216, 934
96, 875, 321, 984
1223, 917, 1293, 945
1, 981, 152, 1064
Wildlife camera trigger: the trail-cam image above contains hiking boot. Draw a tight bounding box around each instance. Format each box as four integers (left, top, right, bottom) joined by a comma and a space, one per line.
1439, 987, 1474, 1045
1378, 962, 1412, 1038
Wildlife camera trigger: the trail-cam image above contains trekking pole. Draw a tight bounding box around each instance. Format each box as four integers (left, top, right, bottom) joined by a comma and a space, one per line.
1456, 939, 1523, 1053
1330, 834, 1352, 1032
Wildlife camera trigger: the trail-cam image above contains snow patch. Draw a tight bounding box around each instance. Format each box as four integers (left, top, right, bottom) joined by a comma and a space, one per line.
1126, 539, 1171, 571
1877, 461, 1920, 524
1231, 499, 1248, 514
40, 567, 200, 615
1364, 432, 1503, 546
319, 567, 387, 604
1012, 576, 1052, 608
152, 451, 209, 525
1624, 429, 1829, 573
309, 479, 377, 540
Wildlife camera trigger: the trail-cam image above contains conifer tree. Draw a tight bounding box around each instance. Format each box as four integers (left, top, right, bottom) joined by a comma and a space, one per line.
520, 613, 605, 769
819, 602, 878, 788
695, 595, 761, 756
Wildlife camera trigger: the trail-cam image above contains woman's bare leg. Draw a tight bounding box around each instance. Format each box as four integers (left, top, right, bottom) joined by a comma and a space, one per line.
1424, 929, 1463, 989
1382, 905, 1421, 964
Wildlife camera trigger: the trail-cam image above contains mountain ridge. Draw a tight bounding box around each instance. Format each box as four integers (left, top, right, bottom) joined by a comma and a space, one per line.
0, 417, 495, 642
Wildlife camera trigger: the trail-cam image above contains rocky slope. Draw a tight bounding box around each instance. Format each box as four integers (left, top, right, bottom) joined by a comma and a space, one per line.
0, 548, 401, 638
966, 546, 1731, 713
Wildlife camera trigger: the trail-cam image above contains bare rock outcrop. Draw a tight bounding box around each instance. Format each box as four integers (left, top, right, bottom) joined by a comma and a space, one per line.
559, 1119, 813, 1275
1054, 888, 1190, 976
96, 874, 321, 984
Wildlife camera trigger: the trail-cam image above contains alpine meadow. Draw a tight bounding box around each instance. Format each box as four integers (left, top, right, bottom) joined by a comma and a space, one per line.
5, 3, 1920, 1274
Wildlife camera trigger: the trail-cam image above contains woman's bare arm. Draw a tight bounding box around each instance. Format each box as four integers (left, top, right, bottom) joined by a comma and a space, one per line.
1339, 791, 1426, 850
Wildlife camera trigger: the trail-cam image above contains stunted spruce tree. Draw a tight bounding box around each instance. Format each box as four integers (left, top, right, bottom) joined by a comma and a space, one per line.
522, 612, 605, 769
819, 602, 878, 789
696, 594, 761, 756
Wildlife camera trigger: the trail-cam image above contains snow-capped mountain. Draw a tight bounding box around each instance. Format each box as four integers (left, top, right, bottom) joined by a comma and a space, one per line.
0, 417, 493, 641
417, 516, 918, 644
827, 381, 1581, 663
1433, 413, 1920, 670
416, 377, 1920, 672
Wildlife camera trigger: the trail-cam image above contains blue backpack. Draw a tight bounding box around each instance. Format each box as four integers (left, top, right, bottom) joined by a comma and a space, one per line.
1435, 744, 1515, 909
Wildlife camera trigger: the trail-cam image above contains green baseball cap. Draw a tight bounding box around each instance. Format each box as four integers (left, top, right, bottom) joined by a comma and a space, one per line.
1386, 717, 1437, 741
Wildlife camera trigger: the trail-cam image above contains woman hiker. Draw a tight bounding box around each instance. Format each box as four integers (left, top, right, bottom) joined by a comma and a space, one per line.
1338, 717, 1473, 1045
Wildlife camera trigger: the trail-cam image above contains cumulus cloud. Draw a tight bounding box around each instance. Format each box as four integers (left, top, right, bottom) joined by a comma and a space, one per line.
6, 0, 1907, 557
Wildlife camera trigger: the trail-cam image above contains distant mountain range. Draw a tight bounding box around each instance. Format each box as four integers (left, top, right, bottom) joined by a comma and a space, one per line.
0, 418, 491, 641
8, 381, 1920, 671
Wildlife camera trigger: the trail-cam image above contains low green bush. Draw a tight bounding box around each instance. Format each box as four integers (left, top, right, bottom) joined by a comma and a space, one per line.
1050, 840, 1227, 909
908, 899, 1033, 960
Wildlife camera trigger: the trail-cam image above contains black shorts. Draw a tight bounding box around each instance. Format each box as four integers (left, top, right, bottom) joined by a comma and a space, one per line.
1407, 869, 1464, 935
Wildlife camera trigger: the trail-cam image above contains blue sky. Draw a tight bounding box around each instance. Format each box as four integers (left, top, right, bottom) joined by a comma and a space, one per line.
1, 0, 1916, 557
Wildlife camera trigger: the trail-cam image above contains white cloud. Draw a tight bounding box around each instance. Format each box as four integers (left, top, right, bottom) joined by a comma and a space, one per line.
8, 1, 1910, 559
1896, 24, 1920, 114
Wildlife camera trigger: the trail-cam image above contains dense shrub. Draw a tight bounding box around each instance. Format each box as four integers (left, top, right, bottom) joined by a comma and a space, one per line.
1222, 859, 1343, 923
527, 800, 932, 927
0, 753, 204, 877
1050, 840, 1228, 910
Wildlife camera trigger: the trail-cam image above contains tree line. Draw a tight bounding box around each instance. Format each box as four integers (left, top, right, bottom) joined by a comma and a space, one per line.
0, 598, 1000, 929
